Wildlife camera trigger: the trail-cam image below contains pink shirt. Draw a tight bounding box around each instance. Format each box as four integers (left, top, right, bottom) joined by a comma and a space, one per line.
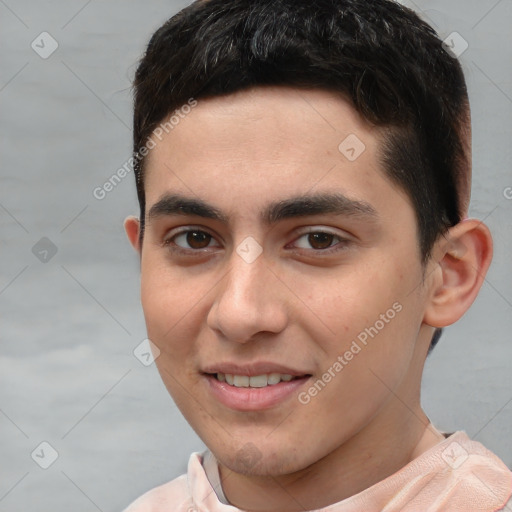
123, 431, 512, 511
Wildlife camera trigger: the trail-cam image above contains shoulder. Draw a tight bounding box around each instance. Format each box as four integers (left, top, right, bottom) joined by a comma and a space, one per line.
122, 452, 206, 512
421, 431, 512, 510
363, 431, 512, 511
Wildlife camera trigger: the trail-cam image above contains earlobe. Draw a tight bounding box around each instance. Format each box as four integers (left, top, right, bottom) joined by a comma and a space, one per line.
423, 218, 493, 328
124, 215, 141, 253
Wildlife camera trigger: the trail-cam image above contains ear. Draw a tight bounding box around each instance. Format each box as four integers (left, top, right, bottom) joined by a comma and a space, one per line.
423, 218, 493, 328
124, 215, 141, 254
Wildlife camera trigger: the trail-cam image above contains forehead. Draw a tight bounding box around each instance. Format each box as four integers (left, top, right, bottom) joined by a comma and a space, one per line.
143, 86, 412, 225
146, 86, 374, 165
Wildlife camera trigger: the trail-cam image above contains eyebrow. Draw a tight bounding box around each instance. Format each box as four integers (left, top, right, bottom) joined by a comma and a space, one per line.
147, 192, 378, 226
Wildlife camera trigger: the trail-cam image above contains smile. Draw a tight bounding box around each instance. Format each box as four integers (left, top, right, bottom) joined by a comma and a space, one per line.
215, 372, 298, 388
204, 372, 312, 411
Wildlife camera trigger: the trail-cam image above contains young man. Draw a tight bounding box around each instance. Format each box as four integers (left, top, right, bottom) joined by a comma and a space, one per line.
122, 0, 512, 510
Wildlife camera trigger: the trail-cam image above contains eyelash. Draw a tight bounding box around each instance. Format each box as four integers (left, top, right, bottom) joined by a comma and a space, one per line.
162, 227, 350, 256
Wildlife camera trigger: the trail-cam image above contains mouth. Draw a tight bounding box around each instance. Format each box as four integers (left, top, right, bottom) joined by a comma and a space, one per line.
210, 372, 306, 388
202, 369, 312, 411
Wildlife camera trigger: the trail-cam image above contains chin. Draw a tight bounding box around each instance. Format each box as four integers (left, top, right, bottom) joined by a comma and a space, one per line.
216, 439, 314, 477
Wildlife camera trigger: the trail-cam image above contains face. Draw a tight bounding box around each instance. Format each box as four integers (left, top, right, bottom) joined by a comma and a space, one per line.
126, 86, 434, 477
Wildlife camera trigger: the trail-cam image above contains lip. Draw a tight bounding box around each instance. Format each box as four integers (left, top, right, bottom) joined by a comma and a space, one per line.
202, 361, 310, 377
203, 373, 312, 411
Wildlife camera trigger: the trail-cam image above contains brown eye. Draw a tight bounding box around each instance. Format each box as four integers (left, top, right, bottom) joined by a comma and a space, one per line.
185, 230, 212, 249
164, 229, 219, 252
307, 232, 335, 250
292, 230, 350, 254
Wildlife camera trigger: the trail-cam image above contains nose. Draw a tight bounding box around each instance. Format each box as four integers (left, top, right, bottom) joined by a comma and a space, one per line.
206, 244, 288, 344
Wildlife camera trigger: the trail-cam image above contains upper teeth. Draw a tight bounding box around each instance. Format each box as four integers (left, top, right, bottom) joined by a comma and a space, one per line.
217, 373, 295, 388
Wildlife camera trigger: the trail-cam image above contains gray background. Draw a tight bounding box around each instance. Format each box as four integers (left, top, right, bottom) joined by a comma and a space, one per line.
0, 1, 510, 510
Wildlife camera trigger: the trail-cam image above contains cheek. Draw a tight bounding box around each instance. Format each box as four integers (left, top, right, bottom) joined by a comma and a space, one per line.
141, 273, 203, 404
140, 266, 200, 359
302, 259, 421, 377
141, 253, 196, 320
295, 263, 405, 340
297, 304, 420, 446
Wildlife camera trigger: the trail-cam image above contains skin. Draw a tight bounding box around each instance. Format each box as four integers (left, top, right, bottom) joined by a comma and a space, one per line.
124, 86, 493, 511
